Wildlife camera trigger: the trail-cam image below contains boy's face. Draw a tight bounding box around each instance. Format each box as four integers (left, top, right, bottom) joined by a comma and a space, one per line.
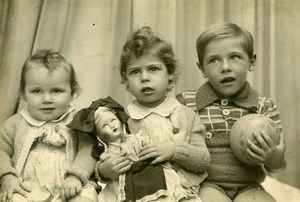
96, 111, 123, 143
23, 66, 73, 121
198, 37, 255, 98
124, 54, 172, 108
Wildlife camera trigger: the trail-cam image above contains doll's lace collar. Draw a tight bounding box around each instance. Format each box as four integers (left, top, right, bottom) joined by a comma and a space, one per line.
127, 96, 180, 120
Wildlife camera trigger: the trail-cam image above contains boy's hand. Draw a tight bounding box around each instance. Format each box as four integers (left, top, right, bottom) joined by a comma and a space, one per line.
97, 152, 132, 180
61, 175, 82, 199
245, 131, 286, 170
138, 141, 176, 165
0, 174, 31, 202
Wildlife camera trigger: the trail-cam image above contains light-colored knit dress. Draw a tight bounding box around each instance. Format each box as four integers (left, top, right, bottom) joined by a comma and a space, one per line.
127, 97, 207, 202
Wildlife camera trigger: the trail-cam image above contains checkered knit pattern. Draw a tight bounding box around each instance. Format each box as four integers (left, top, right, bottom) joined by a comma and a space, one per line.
177, 81, 282, 185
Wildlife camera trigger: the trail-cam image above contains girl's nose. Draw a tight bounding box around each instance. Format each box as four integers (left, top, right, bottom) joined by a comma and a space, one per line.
42, 93, 53, 103
140, 71, 150, 82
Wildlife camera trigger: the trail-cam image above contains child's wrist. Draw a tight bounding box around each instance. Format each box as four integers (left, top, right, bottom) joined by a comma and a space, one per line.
0, 173, 17, 181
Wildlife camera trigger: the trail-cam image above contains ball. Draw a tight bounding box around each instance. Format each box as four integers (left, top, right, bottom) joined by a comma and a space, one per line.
229, 114, 281, 165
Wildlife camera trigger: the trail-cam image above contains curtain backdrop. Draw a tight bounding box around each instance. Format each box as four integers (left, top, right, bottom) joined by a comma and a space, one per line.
0, 0, 299, 189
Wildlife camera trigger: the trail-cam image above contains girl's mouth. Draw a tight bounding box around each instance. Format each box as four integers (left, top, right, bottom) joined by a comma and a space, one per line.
141, 87, 154, 94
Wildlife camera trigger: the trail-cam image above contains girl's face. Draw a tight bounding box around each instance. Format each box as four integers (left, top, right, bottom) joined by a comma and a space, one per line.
125, 54, 172, 108
23, 66, 73, 121
96, 111, 123, 143
199, 37, 255, 98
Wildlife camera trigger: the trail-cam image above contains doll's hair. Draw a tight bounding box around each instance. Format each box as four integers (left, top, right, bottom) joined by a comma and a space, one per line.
94, 107, 115, 125
94, 106, 126, 143
119, 26, 179, 90
19, 49, 80, 96
196, 22, 254, 67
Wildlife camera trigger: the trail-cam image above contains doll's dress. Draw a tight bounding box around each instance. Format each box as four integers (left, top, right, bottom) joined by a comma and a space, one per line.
98, 131, 171, 202
13, 110, 71, 202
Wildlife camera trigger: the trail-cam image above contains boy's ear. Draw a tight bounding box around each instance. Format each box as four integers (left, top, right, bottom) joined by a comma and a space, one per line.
197, 62, 207, 78
249, 53, 256, 72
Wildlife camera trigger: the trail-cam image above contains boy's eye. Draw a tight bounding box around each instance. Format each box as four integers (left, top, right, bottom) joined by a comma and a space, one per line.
208, 58, 218, 64
231, 55, 240, 60
31, 89, 41, 93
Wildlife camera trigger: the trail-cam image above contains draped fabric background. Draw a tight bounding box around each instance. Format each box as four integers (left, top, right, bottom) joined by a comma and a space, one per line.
0, 0, 299, 189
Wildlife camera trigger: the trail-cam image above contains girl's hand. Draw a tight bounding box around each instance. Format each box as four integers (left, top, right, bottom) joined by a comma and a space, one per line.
245, 131, 286, 170
97, 152, 132, 180
0, 174, 31, 202
138, 141, 176, 165
61, 175, 82, 199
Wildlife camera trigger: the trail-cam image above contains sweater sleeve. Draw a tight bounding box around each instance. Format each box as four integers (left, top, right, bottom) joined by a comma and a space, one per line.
0, 115, 19, 179
67, 132, 97, 185
172, 107, 210, 173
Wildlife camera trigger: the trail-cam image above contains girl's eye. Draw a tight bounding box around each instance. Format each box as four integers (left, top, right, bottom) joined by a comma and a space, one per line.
149, 66, 160, 71
52, 89, 63, 93
129, 69, 139, 75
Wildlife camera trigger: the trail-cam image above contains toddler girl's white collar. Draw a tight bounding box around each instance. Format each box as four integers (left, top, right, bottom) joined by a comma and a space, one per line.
20, 107, 75, 127
127, 97, 180, 120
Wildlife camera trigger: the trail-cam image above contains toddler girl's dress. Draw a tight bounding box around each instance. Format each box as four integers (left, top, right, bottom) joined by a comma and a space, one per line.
13, 109, 76, 202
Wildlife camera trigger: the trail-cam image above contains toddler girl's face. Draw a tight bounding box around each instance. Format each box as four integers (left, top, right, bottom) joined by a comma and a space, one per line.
23, 66, 73, 121
200, 37, 255, 98
96, 111, 123, 143
124, 54, 172, 108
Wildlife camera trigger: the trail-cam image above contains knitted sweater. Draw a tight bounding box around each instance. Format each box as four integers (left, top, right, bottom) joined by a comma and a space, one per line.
177, 81, 283, 185
0, 108, 96, 184
127, 97, 210, 187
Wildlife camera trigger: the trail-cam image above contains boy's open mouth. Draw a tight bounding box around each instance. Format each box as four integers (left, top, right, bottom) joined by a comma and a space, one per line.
221, 77, 235, 83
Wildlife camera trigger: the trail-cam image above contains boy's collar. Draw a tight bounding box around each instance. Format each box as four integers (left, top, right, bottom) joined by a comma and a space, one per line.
196, 81, 259, 111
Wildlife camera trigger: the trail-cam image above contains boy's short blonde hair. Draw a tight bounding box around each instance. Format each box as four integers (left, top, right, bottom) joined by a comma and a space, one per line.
196, 22, 254, 67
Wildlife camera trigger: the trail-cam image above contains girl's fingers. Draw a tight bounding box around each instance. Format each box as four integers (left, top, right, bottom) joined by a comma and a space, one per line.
252, 132, 269, 150
15, 186, 28, 198
20, 181, 31, 193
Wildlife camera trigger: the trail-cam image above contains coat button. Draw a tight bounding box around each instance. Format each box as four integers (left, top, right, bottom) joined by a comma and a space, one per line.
222, 109, 230, 116
221, 99, 229, 106
173, 128, 179, 134
206, 132, 213, 139
54, 125, 59, 132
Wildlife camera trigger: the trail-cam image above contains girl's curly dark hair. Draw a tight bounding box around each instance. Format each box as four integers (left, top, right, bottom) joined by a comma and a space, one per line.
119, 27, 179, 88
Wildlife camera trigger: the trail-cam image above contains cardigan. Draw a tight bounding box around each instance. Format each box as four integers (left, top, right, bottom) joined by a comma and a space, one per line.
127, 97, 210, 188
177, 81, 283, 185
0, 108, 96, 184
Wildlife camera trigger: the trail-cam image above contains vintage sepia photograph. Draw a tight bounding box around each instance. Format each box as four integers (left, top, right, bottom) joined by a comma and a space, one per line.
0, 0, 299, 201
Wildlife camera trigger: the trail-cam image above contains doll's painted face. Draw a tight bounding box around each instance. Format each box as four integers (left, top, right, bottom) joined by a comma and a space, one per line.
95, 110, 123, 143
